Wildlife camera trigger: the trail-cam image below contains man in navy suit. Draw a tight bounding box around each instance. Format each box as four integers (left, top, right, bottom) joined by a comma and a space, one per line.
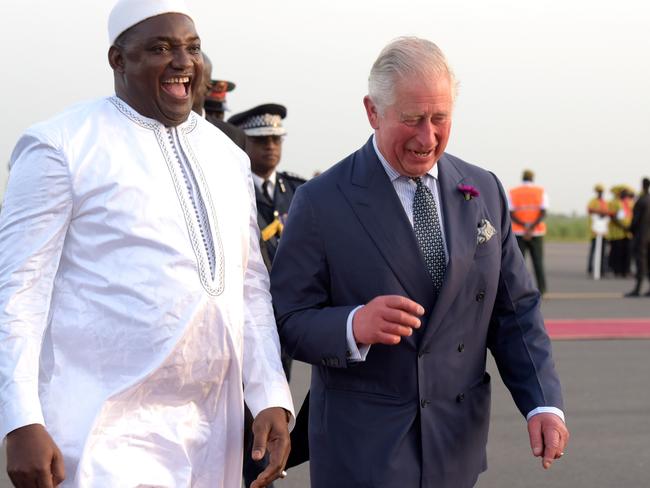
270, 37, 569, 488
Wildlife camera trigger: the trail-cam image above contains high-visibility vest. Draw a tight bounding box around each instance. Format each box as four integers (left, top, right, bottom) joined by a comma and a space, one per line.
587, 197, 609, 237
510, 184, 547, 235
587, 197, 608, 215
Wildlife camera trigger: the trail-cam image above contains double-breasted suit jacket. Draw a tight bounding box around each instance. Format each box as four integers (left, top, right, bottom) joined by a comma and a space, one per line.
270, 137, 563, 488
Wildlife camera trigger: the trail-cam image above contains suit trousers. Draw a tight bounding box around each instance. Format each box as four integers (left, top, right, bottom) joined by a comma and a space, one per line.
516, 235, 547, 294
632, 240, 650, 291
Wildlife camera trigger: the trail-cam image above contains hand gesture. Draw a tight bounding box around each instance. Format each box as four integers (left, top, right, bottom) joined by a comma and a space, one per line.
353, 295, 424, 346
250, 407, 291, 488
527, 412, 570, 469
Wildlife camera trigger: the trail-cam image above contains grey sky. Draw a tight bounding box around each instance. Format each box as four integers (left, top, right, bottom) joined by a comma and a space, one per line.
1, 0, 648, 214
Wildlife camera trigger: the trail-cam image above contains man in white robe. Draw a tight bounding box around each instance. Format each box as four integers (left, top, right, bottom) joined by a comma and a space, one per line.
0, 1, 294, 487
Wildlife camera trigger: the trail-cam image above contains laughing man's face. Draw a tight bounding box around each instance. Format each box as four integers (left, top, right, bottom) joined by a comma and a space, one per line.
111, 13, 203, 126
364, 74, 453, 177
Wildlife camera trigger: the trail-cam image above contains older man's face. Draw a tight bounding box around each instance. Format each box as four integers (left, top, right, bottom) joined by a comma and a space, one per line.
112, 13, 203, 126
364, 74, 453, 177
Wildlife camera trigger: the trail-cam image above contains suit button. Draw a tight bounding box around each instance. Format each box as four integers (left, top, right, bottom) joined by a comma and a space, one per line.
321, 359, 328, 366
420, 399, 430, 408
476, 291, 486, 301
457, 343, 465, 352
456, 393, 465, 403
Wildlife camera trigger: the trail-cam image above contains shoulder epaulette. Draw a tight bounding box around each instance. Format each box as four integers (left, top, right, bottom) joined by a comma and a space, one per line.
279, 171, 307, 183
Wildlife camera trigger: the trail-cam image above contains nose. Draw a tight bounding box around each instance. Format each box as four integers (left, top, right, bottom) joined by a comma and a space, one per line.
416, 120, 437, 148
171, 47, 193, 69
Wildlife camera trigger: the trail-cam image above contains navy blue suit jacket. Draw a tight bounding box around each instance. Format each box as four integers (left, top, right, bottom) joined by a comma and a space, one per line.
271, 137, 563, 488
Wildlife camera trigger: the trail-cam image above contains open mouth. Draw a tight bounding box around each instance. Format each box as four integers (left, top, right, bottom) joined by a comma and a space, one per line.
161, 76, 191, 99
409, 149, 433, 158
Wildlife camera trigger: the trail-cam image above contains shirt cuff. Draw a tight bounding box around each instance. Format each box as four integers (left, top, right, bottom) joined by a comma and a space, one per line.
0, 381, 45, 441
526, 406, 565, 423
345, 305, 370, 362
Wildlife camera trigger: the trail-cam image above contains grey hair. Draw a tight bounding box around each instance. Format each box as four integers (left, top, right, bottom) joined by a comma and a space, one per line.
368, 36, 458, 113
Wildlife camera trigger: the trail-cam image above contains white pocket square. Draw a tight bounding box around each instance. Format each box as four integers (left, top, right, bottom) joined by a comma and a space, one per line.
477, 219, 497, 245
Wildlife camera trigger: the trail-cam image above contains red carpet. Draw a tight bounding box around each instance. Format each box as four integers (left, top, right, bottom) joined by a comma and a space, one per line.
545, 318, 650, 340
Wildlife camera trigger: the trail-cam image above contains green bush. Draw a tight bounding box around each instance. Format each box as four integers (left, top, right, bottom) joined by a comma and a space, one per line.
545, 213, 590, 242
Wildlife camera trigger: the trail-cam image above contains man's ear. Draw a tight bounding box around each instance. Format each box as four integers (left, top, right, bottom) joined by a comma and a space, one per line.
108, 46, 125, 73
363, 95, 379, 129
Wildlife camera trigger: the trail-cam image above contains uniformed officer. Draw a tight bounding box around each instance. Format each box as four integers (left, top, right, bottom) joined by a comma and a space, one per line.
205, 78, 235, 122
199, 67, 247, 150
229, 103, 305, 488
229, 104, 306, 268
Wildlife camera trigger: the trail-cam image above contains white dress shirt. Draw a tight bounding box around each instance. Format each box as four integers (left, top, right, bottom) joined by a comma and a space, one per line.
252, 171, 277, 201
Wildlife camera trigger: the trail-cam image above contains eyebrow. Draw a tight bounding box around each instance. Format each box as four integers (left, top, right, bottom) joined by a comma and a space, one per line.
147, 35, 201, 43
401, 110, 450, 119
400, 112, 426, 120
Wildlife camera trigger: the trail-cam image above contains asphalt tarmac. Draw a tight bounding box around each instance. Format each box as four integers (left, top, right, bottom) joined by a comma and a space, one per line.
2, 242, 649, 487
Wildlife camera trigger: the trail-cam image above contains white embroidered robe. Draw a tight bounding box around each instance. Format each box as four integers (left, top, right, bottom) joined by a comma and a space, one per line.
0, 96, 293, 487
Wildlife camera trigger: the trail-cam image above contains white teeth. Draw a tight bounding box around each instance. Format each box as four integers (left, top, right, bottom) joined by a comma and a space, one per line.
162, 76, 190, 84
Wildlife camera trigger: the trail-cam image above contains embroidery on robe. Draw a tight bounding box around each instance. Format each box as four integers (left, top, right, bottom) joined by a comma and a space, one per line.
109, 96, 225, 296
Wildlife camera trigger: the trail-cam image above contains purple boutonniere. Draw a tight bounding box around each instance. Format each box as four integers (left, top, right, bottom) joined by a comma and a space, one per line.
458, 184, 480, 201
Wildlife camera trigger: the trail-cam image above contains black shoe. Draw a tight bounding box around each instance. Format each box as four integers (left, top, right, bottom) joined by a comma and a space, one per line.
624, 289, 640, 297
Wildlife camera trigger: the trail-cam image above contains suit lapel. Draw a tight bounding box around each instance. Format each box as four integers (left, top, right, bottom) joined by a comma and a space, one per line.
337, 138, 436, 317
421, 155, 479, 346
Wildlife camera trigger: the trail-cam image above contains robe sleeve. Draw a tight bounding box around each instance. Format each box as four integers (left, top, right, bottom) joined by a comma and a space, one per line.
0, 133, 73, 440
239, 162, 295, 425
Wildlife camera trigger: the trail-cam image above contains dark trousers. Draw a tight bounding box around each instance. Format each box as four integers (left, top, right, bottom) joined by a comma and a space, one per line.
631, 240, 650, 292
242, 353, 292, 487
587, 236, 608, 274
516, 235, 547, 294
609, 238, 632, 277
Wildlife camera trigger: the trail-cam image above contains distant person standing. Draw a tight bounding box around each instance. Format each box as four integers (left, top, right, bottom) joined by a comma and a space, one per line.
626, 178, 650, 296
509, 169, 548, 294
229, 104, 306, 488
608, 186, 633, 277
621, 187, 635, 275
587, 184, 610, 275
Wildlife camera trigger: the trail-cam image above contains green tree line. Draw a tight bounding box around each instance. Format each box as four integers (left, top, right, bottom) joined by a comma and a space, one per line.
545, 213, 590, 242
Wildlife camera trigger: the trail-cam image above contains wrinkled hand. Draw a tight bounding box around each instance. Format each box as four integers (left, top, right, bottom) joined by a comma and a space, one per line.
527, 413, 570, 469
6, 423, 65, 487
250, 407, 291, 488
353, 295, 424, 346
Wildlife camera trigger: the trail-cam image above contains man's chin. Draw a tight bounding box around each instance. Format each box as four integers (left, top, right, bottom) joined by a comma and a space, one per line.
158, 104, 193, 127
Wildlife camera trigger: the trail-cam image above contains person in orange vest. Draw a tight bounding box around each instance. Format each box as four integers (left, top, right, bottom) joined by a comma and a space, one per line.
587, 183, 610, 275
608, 185, 634, 277
509, 169, 548, 294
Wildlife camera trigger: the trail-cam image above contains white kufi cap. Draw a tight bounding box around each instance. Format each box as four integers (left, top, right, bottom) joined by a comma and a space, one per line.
108, 0, 194, 46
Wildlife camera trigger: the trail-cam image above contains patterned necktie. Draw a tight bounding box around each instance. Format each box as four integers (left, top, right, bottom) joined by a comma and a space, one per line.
412, 177, 447, 291
262, 179, 273, 203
